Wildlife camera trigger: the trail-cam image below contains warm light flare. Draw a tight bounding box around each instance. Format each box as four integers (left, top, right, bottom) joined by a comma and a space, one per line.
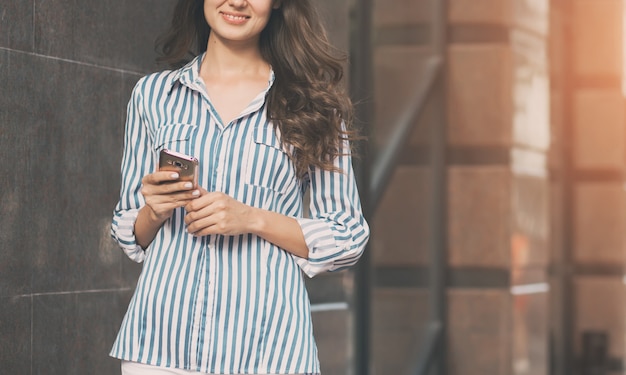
623, 0, 626, 96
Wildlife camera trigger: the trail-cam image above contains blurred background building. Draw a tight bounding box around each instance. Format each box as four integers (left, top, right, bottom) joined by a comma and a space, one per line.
1, 0, 625, 374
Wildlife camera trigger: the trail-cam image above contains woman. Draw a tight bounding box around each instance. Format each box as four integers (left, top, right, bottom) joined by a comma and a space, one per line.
110, 0, 369, 374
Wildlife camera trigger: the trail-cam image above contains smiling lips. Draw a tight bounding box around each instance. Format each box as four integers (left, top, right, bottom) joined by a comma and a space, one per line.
221, 12, 250, 24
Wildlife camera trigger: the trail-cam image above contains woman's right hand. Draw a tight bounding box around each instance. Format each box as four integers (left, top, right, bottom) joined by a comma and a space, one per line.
140, 171, 200, 223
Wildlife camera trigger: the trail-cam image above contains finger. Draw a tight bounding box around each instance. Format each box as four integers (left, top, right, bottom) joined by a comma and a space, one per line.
186, 214, 219, 235
143, 184, 194, 199
184, 202, 216, 225
185, 190, 222, 212
144, 181, 199, 198
147, 189, 200, 210
185, 199, 232, 228
169, 189, 201, 202
143, 170, 182, 185
162, 181, 199, 194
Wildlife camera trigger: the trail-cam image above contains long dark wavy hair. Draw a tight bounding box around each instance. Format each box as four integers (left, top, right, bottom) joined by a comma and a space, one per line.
156, 0, 358, 178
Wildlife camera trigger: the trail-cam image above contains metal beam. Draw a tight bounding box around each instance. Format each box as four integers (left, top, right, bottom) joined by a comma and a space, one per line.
369, 57, 442, 212
429, 1, 448, 374
350, 0, 374, 373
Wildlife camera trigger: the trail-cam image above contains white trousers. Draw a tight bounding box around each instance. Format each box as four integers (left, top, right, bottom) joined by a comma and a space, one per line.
121, 361, 307, 375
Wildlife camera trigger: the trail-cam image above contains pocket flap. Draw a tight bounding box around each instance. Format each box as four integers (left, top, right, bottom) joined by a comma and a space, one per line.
154, 123, 197, 150
253, 124, 285, 152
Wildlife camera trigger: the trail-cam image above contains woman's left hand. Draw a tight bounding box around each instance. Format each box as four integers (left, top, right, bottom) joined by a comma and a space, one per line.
184, 189, 256, 237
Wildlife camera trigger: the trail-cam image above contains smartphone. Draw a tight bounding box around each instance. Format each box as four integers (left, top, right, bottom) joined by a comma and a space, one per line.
159, 149, 199, 188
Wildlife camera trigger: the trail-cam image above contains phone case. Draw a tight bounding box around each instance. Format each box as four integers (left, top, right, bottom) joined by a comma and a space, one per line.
159, 149, 199, 187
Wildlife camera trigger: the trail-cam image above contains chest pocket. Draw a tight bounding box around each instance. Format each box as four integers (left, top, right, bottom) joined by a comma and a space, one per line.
244, 125, 296, 195
153, 123, 198, 156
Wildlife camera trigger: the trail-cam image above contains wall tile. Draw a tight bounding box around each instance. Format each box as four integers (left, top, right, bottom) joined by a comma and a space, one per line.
34, 0, 172, 73
573, 0, 623, 77
410, 84, 438, 146
0, 1, 33, 51
0, 52, 129, 294
122, 258, 144, 289
447, 287, 550, 375
372, 289, 430, 375
447, 289, 511, 375
0, 296, 31, 374
373, 45, 434, 150
573, 90, 625, 170
449, 0, 510, 26
574, 277, 625, 359
448, 167, 511, 268
449, 0, 553, 41
312, 310, 351, 375
32, 291, 133, 375
305, 272, 350, 305
0, 100, 34, 300
0, 49, 33, 298
316, 0, 350, 52
373, 0, 431, 28
372, 166, 432, 267
574, 183, 626, 265
447, 45, 513, 146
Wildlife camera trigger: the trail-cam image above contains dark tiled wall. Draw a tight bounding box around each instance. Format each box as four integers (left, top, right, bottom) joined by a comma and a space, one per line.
1, 1, 355, 375
0, 1, 172, 374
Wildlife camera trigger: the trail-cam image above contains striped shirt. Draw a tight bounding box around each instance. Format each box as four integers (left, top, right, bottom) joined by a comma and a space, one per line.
110, 54, 370, 374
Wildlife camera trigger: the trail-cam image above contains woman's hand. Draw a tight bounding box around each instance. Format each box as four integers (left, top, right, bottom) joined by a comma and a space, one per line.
184, 189, 309, 259
141, 171, 200, 223
184, 189, 255, 237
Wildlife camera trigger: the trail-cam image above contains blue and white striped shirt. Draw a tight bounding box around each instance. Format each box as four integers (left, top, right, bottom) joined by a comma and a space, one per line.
110, 54, 369, 374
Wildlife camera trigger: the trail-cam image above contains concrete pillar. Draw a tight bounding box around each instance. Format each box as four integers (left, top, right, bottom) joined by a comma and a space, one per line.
565, 0, 626, 372
445, 1, 551, 374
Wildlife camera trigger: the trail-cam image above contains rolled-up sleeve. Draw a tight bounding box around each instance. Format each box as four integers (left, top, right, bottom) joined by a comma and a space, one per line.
110, 78, 153, 263
295, 140, 370, 278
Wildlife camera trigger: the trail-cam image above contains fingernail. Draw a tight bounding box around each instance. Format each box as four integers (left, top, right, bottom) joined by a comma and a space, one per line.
171, 173, 179, 179
184, 182, 193, 189
192, 190, 200, 196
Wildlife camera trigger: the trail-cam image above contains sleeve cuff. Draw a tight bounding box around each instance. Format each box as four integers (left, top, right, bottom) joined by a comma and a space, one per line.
111, 208, 146, 263
294, 217, 338, 277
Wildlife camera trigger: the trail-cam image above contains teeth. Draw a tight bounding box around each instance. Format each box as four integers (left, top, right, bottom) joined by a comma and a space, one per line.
224, 14, 247, 21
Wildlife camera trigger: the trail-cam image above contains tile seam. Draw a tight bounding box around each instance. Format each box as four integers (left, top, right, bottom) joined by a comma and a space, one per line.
12, 287, 134, 299
0, 46, 144, 76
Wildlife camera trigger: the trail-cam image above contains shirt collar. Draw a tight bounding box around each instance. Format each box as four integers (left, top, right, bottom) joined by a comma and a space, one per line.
168, 52, 276, 94
168, 54, 205, 93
